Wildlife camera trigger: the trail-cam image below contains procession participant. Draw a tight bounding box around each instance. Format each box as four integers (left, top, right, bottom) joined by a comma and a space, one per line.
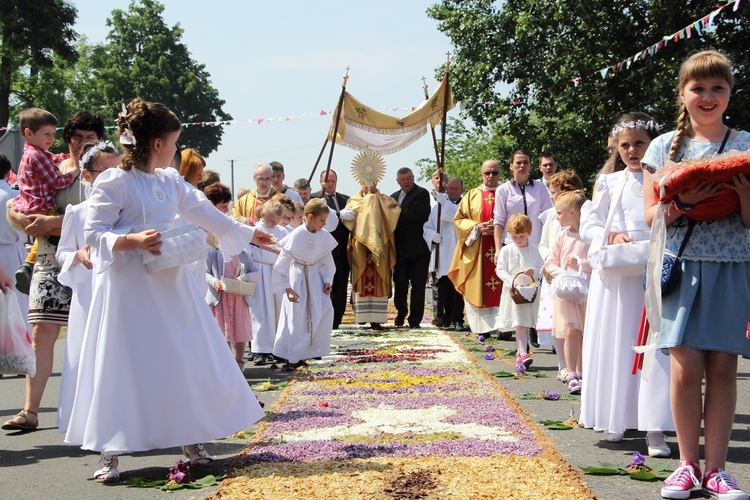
342, 152, 400, 330
292, 178, 312, 204
424, 177, 465, 330
3, 111, 104, 432
230, 162, 277, 224
272, 199, 336, 369
448, 160, 504, 338
270, 161, 303, 203
391, 167, 431, 329
311, 169, 351, 330
538, 152, 559, 186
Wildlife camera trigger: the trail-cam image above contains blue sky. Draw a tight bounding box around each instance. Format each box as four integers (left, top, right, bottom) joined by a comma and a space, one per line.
71, 0, 457, 196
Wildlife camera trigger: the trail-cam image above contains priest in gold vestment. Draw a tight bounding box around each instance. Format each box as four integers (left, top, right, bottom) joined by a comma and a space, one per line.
447, 160, 503, 337
343, 185, 400, 330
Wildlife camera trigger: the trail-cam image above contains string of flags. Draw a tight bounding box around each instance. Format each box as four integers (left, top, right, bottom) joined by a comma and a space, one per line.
0, 106, 422, 132
583, 0, 743, 84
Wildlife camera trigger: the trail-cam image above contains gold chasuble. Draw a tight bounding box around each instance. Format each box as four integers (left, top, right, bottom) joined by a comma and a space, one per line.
447, 188, 502, 308
230, 187, 277, 222
343, 191, 400, 298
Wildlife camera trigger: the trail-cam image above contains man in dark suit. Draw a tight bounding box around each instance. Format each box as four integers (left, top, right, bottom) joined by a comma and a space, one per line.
311, 169, 350, 329
391, 167, 431, 329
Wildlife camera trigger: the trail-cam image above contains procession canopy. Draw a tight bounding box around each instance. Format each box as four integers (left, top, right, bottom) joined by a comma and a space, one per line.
327, 75, 455, 154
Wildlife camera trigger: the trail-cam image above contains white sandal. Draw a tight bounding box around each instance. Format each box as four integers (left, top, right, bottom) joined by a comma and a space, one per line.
94, 453, 120, 483
182, 443, 213, 467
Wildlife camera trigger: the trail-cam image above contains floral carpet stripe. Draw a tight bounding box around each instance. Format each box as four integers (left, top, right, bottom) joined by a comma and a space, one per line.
215, 328, 594, 499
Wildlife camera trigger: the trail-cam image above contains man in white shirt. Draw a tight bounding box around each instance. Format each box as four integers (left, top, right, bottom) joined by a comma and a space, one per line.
424, 177, 465, 330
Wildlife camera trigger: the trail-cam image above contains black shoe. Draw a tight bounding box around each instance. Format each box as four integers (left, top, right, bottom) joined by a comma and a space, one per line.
551, 346, 556, 355
370, 322, 382, 330
15, 262, 33, 295
409, 324, 421, 330
497, 330, 514, 341
529, 328, 540, 348
394, 315, 405, 327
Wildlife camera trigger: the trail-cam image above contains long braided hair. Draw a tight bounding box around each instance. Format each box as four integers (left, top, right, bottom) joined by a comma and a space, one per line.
667, 50, 734, 162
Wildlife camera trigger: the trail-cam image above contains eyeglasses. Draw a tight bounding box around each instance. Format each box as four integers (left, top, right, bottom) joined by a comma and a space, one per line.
255, 176, 272, 182
282, 215, 293, 222
482, 171, 500, 176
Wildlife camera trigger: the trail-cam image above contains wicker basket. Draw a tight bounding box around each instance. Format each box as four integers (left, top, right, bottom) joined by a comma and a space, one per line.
510, 271, 538, 305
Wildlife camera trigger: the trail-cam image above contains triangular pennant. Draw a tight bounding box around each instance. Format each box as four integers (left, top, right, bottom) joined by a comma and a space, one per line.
600, 67, 609, 79
693, 21, 702, 36
686, 26, 692, 38
734, 0, 741, 12
320, 110, 327, 116
257, 118, 264, 125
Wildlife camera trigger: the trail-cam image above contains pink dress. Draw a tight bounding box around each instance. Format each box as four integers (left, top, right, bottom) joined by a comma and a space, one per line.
210, 257, 253, 343
544, 228, 591, 338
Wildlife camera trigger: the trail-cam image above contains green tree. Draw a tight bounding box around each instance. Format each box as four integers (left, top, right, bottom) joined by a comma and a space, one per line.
0, 0, 78, 126
427, 0, 750, 189
84, 0, 231, 156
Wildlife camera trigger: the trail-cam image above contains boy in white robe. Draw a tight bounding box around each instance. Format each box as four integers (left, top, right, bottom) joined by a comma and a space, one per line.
271, 199, 336, 369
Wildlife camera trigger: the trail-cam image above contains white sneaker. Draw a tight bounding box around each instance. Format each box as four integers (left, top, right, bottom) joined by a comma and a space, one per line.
647, 431, 671, 458
94, 453, 120, 483
557, 368, 569, 382
605, 432, 624, 442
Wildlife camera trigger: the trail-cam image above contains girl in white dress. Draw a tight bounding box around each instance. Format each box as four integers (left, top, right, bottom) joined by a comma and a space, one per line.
249, 199, 288, 365
64, 99, 269, 483
55, 142, 118, 435
580, 112, 673, 455
495, 214, 544, 368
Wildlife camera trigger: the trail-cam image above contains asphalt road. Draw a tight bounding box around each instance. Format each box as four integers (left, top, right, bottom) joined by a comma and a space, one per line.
1, 326, 749, 500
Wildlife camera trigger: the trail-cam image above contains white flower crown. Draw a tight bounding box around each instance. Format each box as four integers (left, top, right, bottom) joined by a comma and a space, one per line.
80, 141, 115, 170
610, 119, 662, 138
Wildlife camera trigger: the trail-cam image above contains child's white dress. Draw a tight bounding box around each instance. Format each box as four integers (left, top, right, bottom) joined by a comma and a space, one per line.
55, 200, 95, 435
248, 221, 288, 355
271, 225, 336, 364
65, 167, 265, 453
579, 169, 673, 434
495, 243, 544, 330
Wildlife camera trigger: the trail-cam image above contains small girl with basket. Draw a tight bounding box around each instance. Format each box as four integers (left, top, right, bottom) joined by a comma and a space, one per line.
495, 213, 544, 368
580, 112, 673, 457
204, 183, 261, 371
642, 50, 750, 500
543, 190, 590, 394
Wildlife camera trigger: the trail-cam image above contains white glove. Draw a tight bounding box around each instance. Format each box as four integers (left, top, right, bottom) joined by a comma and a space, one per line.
431, 233, 442, 243
432, 191, 448, 205
339, 209, 356, 221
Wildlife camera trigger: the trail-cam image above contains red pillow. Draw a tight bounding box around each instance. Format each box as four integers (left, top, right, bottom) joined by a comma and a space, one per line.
652, 152, 750, 220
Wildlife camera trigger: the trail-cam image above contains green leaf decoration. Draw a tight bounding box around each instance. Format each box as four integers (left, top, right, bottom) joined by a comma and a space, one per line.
159, 483, 185, 491
469, 347, 487, 352
539, 419, 573, 430
491, 370, 514, 377
195, 474, 221, 486
630, 470, 658, 481
124, 477, 167, 487
580, 466, 625, 475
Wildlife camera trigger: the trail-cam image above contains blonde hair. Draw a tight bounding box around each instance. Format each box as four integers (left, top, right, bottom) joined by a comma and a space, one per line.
555, 190, 586, 211
506, 213, 532, 234
261, 199, 283, 217
305, 198, 330, 217
668, 50, 734, 162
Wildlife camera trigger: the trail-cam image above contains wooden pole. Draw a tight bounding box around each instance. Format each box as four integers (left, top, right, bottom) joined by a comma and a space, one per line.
322, 67, 350, 186
422, 77, 443, 171
308, 137, 329, 184
423, 77, 444, 275
434, 58, 452, 277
